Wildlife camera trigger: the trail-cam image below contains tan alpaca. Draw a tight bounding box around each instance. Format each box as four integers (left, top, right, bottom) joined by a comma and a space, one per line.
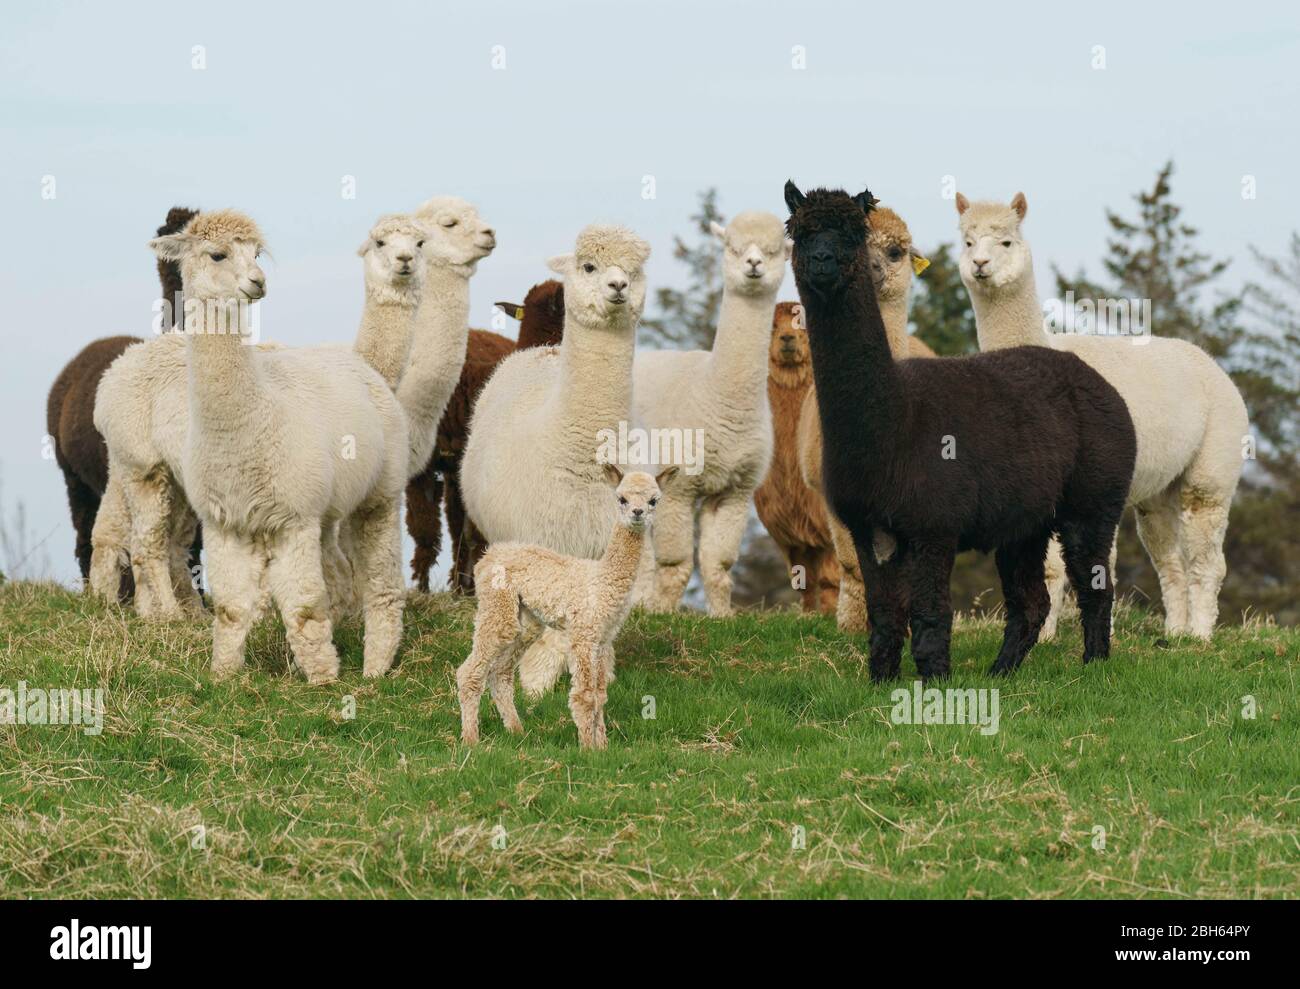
796, 207, 935, 631
457, 466, 678, 750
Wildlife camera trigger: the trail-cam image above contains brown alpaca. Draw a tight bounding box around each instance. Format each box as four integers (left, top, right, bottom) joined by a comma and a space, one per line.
405, 279, 565, 591
796, 207, 935, 630
753, 302, 839, 613
46, 206, 197, 596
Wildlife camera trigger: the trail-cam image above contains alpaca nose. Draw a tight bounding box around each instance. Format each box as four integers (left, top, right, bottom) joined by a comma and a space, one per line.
249, 275, 265, 291
811, 250, 833, 265
396, 253, 413, 263
973, 258, 989, 270
608, 277, 628, 293
632, 507, 644, 518
780, 333, 794, 343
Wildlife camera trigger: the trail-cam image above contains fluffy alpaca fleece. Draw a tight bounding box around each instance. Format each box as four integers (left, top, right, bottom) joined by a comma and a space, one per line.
461, 224, 651, 698
795, 206, 936, 631
457, 466, 676, 749
957, 192, 1249, 639
405, 280, 565, 592
753, 302, 838, 613
48, 207, 197, 596
351, 213, 428, 388
95, 210, 414, 684
785, 181, 1136, 679
632, 210, 787, 616
396, 196, 496, 481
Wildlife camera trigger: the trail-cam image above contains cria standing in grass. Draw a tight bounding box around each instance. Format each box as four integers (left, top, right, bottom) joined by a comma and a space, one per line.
457, 465, 678, 750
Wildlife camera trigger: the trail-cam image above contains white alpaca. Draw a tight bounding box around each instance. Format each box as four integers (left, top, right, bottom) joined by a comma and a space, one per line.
460, 224, 652, 697
457, 466, 677, 750
797, 206, 933, 632
632, 211, 787, 616
957, 192, 1248, 639
398, 196, 497, 479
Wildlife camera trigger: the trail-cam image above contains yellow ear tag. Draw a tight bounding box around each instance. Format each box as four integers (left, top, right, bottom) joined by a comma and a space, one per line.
515, 307, 525, 320
912, 255, 930, 276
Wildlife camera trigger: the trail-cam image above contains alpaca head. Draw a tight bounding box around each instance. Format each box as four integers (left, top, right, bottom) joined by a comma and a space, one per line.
547, 225, 651, 330
603, 464, 678, 534
867, 207, 925, 304
357, 213, 426, 305
148, 209, 267, 303
783, 181, 875, 300
710, 210, 790, 297
414, 195, 496, 274
956, 192, 1032, 293
767, 301, 812, 387
496, 279, 566, 350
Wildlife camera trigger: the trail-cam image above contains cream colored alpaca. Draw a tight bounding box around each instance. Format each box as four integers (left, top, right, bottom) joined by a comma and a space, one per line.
633, 211, 786, 616
398, 196, 496, 479
457, 466, 675, 749
796, 206, 934, 631
460, 224, 652, 698
957, 192, 1248, 639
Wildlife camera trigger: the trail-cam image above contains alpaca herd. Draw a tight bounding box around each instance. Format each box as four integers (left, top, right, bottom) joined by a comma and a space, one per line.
45, 178, 1249, 749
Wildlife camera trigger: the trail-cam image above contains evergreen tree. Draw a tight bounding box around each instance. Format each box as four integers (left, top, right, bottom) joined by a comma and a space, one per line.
909, 242, 979, 355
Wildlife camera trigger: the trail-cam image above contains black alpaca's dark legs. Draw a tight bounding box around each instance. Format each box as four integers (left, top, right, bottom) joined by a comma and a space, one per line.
404, 472, 444, 593
1058, 520, 1117, 663
58, 466, 98, 583
445, 469, 476, 594
990, 533, 1052, 675
905, 540, 956, 680
855, 538, 908, 682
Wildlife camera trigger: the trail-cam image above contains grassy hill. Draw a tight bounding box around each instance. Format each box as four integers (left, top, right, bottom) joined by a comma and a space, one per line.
0, 581, 1295, 898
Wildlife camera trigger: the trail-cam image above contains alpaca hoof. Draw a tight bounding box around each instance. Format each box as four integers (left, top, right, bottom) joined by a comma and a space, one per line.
503, 718, 523, 735
210, 662, 243, 682
462, 730, 480, 746
1037, 622, 1058, 643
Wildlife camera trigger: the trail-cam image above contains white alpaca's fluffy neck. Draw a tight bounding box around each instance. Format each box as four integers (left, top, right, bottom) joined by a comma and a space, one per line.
354, 280, 422, 390
396, 262, 472, 477
705, 289, 779, 413
558, 313, 636, 449
184, 298, 265, 437
968, 258, 1050, 350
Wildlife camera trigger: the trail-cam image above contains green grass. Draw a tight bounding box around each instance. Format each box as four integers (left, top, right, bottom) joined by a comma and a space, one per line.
0, 580, 1295, 899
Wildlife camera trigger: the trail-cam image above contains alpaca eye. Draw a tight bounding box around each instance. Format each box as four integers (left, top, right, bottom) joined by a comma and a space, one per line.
649, 498, 657, 507
965, 240, 973, 248
1001, 240, 1012, 248
417, 240, 425, 248
888, 248, 903, 261
376, 240, 385, 248
210, 253, 226, 262
618, 496, 628, 505
583, 263, 596, 274
442, 219, 457, 228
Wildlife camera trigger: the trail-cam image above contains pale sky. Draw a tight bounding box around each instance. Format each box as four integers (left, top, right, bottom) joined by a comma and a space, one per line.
3, 0, 1297, 584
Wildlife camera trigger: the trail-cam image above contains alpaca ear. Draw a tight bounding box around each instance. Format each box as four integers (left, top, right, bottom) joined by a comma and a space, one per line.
852, 189, 877, 214
1010, 192, 1028, 220
356, 238, 372, 258
149, 232, 192, 261
546, 254, 573, 275
602, 462, 624, 487
708, 220, 727, 244
783, 180, 806, 215
655, 465, 680, 490
783, 237, 794, 260
495, 302, 524, 321
955, 193, 970, 215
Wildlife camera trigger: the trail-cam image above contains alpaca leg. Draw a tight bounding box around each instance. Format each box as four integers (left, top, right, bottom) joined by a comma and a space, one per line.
815, 548, 841, 615
167, 503, 204, 616
567, 635, 604, 750
205, 527, 267, 680
789, 546, 820, 613
990, 533, 1052, 676
461, 516, 490, 596
123, 471, 181, 619
321, 521, 357, 622
89, 469, 132, 603
1037, 538, 1069, 643
59, 466, 99, 585
1134, 488, 1190, 635
404, 471, 442, 594
352, 501, 405, 678
518, 626, 574, 699
904, 540, 956, 680
698, 491, 749, 617
853, 537, 908, 682
829, 515, 867, 633
264, 524, 339, 684
444, 470, 474, 593
1180, 494, 1231, 639
648, 491, 696, 612
457, 588, 518, 745
487, 640, 525, 735
1059, 520, 1118, 664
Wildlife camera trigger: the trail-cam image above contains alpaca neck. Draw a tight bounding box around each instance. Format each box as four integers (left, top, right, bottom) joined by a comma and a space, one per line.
557, 313, 635, 437
705, 290, 777, 412
396, 262, 472, 475
597, 524, 645, 600
878, 288, 912, 358
970, 262, 1049, 350
769, 359, 811, 392
184, 298, 265, 436
353, 283, 421, 390
799, 266, 903, 473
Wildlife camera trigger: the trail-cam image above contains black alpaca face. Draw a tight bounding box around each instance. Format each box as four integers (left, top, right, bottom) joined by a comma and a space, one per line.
783, 181, 876, 298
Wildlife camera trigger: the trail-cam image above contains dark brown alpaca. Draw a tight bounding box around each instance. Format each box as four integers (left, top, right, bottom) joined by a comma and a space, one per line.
405, 279, 565, 591
46, 206, 197, 596
784, 181, 1135, 679
753, 302, 839, 613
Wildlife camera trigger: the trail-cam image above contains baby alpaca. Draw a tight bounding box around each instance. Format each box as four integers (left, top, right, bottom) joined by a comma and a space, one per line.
457, 466, 677, 749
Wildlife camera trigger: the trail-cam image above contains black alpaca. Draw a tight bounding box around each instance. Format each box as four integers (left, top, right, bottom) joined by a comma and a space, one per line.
784, 181, 1136, 679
